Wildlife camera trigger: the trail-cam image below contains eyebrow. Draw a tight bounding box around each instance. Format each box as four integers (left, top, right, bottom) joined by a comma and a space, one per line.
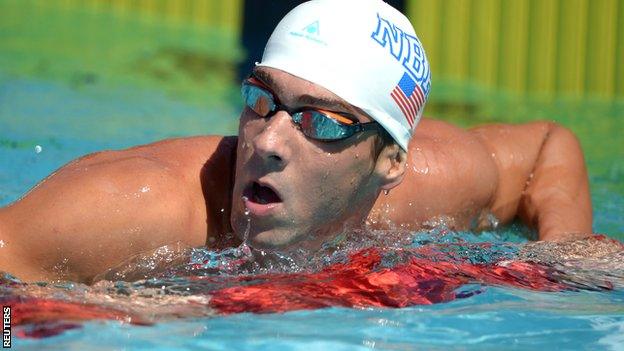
252, 69, 280, 93
252, 69, 358, 119
297, 95, 355, 116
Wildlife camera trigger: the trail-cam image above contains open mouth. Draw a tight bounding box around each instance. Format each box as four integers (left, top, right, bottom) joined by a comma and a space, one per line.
244, 181, 282, 205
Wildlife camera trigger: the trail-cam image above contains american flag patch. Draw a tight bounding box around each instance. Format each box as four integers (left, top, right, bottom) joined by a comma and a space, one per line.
390, 72, 425, 128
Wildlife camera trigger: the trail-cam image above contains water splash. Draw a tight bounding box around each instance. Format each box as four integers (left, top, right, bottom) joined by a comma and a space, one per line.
3, 229, 623, 339
240, 195, 251, 243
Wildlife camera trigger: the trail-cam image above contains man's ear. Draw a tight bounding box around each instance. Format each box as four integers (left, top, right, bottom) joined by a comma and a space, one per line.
374, 143, 407, 190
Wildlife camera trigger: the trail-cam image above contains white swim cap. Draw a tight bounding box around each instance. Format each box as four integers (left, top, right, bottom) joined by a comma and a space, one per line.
257, 0, 431, 151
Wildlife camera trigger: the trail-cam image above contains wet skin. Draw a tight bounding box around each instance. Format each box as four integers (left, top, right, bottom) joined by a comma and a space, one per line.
0, 67, 592, 282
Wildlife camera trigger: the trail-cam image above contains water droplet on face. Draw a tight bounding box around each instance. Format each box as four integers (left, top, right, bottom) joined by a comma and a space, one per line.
0, 240, 4, 248
242, 217, 251, 243
486, 213, 500, 229
383, 189, 389, 195
412, 165, 430, 174
241, 196, 251, 216
140, 186, 150, 193
34, 145, 42, 153
411, 148, 430, 175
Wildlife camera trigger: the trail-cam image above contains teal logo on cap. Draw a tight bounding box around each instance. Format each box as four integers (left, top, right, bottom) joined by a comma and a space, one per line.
302, 21, 320, 35
289, 20, 326, 46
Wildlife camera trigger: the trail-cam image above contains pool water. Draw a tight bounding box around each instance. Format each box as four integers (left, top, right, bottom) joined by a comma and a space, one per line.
1, 2, 624, 350
4, 230, 624, 350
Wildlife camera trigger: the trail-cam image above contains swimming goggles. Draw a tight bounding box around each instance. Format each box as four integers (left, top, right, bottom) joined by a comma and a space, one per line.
241, 76, 380, 141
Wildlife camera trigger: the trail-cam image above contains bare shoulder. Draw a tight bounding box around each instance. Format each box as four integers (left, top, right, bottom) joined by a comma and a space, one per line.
0, 135, 237, 281
408, 118, 498, 186
412, 117, 472, 140
73, 135, 236, 175
60, 135, 238, 201
61, 134, 239, 239
398, 119, 577, 230
122, 134, 238, 241
374, 118, 499, 229
127, 135, 235, 162
409, 118, 500, 160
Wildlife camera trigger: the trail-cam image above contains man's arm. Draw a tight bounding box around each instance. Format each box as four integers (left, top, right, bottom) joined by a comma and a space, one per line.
0, 136, 231, 282
471, 121, 592, 240
377, 118, 592, 240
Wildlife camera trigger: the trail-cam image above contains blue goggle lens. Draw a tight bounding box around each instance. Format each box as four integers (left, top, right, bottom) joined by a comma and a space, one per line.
293, 111, 351, 140
241, 83, 276, 117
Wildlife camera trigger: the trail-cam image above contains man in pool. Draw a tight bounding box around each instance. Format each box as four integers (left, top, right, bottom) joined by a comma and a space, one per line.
0, 0, 592, 282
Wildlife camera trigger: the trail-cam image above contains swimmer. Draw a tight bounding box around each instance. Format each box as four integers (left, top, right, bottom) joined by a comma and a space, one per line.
0, 0, 592, 282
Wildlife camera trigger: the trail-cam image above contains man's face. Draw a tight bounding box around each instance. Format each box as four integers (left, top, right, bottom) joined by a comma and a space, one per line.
230, 67, 382, 251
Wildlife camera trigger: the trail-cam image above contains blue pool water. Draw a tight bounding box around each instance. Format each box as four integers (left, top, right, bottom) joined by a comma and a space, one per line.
14, 289, 624, 350
5, 228, 624, 350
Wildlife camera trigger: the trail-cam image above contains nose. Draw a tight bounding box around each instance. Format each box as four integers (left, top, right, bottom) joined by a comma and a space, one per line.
251, 111, 294, 168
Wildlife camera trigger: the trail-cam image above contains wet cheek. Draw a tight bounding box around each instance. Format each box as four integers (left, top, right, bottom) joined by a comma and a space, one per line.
238, 120, 263, 157
239, 120, 253, 143
288, 147, 374, 219
285, 168, 329, 215
330, 157, 375, 202
299, 165, 355, 214
239, 108, 264, 136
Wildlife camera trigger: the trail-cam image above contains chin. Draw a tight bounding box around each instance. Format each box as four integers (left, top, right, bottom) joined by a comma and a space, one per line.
246, 229, 300, 250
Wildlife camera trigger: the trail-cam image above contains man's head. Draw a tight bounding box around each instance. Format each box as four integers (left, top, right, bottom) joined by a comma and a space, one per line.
230, 0, 430, 250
